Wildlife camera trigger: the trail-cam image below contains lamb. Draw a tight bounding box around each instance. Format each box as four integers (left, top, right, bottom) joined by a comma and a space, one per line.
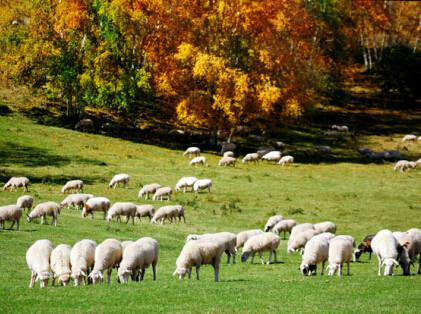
314, 221, 336, 234
50, 244, 72, 286
218, 156, 236, 167
70, 239, 96, 286
183, 147, 201, 158
89, 239, 122, 284
300, 233, 332, 275
108, 173, 130, 189
394, 160, 417, 172
241, 232, 280, 264
27, 201, 62, 226
223, 151, 234, 157
263, 215, 284, 232
135, 205, 155, 222
235, 229, 265, 250
371, 229, 405, 276
272, 219, 297, 239
138, 183, 161, 200
331, 125, 349, 132
354, 234, 375, 261
327, 237, 354, 277
288, 229, 320, 253
261, 151, 282, 163
152, 187, 172, 201
290, 223, 314, 237
175, 177, 197, 193
61, 193, 94, 209
242, 153, 260, 164
0, 204, 23, 230
82, 197, 111, 219
150, 205, 185, 224
16, 195, 33, 211
173, 240, 224, 281
186, 232, 237, 264
61, 180, 84, 193
3, 176, 30, 192
402, 134, 417, 142
106, 202, 137, 224
26, 239, 53, 288
193, 178, 212, 193
278, 155, 294, 166
407, 228, 421, 274
190, 156, 207, 166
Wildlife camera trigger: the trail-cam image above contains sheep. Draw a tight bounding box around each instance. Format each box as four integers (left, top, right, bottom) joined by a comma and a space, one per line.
108, 173, 130, 189
335, 235, 355, 247
82, 197, 111, 219
263, 215, 284, 232
150, 205, 185, 224
272, 219, 297, 239
61, 180, 84, 194
235, 229, 265, 250
223, 151, 234, 157
16, 195, 33, 211
193, 178, 212, 193
218, 156, 236, 167
402, 134, 417, 142
393, 231, 417, 275
288, 229, 320, 253
241, 232, 280, 264
261, 151, 282, 163
354, 234, 375, 262
175, 177, 197, 193
173, 205, 186, 223
300, 233, 332, 276
75, 118, 94, 131
60, 193, 94, 210
327, 237, 354, 276
190, 156, 207, 166
332, 125, 349, 132
186, 232, 237, 264
278, 155, 294, 166
173, 240, 224, 281
89, 239, 122, 284
394, 160, 415, 172
242, 153, 260, 164
26, 239, 53, 288
290, 223, 314, 238
407, 228, 421, 274
106, 202, 137, 224
135, 205, 155, 222
0, 204, 23, 230
314, 221, 336, 234
27, 201, 62, 226
152, 187, 172, 201
183, 147, 201, 158
50, 244, 72, 286
138, 183, 161, 200
3, 176, 30, 192
371, 229, 405, 276
70, 239, 96, 286
316, 145, 331, 153
130, 237, 159, 282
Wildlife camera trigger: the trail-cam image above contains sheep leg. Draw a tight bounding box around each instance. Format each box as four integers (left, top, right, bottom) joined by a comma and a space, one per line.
377, 256, 382, 276
152, 263, 157, 281
41, 215, 45, 225
212, 259, 220, 282
107, 269, 112, 285
132, 216, 135, 225
195, 266, 200, 280
418, 254, 421, 275
16, 219, 19, 230
283, 231, 286, 240
273, 250, 277, 263
251, 253, 255, 264
53, 215, 57, 226
8, 220, 15, 230
259, 252, 264, 265
369, 251, 372, 260
321, 261, 326, 275
52, 274, 56, 286
29, 271, 37, 288
267, 251, 272, 265
125, 216, 129, 224
188, 269, 192, 279
346, 261, 350, 276
226, 251, 230, 264
338, 264, 342, 277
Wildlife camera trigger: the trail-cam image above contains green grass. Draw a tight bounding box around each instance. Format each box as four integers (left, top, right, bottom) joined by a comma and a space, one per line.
1, 111, 421, 314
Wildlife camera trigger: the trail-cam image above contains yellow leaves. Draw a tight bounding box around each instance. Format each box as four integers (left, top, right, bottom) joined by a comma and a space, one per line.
257, 80, 281, 113
156, 74, 176, 97
282, 96, 303, 119
54, 0, 88, 34
174, 43, 197, 64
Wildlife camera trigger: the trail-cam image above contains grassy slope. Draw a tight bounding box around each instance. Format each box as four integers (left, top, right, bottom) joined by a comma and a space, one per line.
1, 111, 421, 314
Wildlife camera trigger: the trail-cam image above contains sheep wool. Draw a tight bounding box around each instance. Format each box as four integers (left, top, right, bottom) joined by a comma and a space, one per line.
26, 239, 53, 288
71, 239, 97, 286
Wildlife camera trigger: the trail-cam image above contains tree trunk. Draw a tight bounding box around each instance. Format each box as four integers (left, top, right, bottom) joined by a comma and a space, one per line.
361, 33, 368, 69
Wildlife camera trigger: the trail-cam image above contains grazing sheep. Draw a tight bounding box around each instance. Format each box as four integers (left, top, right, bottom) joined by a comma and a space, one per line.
371, 229, 404, 276
241, 232, 280, 264
223, 151, 234, 157
263, 215, 284, 232
61, 193, 94, 210
394, 160, 417, 172
27, 201, 62, 226
138, 183, 161, 200
235, 229, 265, 250
402, 134, 417, 142
242, 153, 260, 164
135, 205, 155, 222
183, 147, 201, 158
327, 237, 353, 277
290, 223, 314, 237
151, 205, 178, 224
393, 231, 416, 275
121, 241, 134, 253
335, 235, 355, 247
407, 228, 421, 275
332, 125, 349, 132
0, 204, 23, 230
288, 229, 320, 253
106, 202, 137, 224
190, 156, 207, 166
186, 232, 237, 264
314, 221, 336, 234
262, 151, 282, 163
108, 173, 130, 189
71, 239, 96, 286
75, 118, 94, 131
278, 155, 294, 166
354, 234, 375, 262
3, 176, 30, 192
218, 156, 236, 167
272, 219, 297, 239
153, 187, 172, 201
16, 195, 33, 211
61, 180, 84, 194
175, 177, 197, 193
82, 197, 111, 219
300, 233, 332, 276
26, 239, 53, 288
89, 239, 122, 284
132, 237, 159, 282
173, 240, 224, 281
50, 244, 72, 286
193, 179, 212, 193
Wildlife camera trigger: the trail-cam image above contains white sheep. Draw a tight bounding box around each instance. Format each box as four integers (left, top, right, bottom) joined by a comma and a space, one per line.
108, 173, 130, 189
3, 176, 30, 192
327, 237, 353, 277
407, 228, 421, 274
241, 232, 280, 264
0, 204, 23, 230
262, 151, 282, 163
278, 155, 294, 166
106, 202, 137, 224
135, 205, 155, 222
61, 180, 84, 193
223, 151, 234, 157
152, 187, 172, 201
131, 237, 159, 282
183, 147, 201, 158
193, 178, 212, 193
16, 195, 33, 211
27, 201, 62, 226
371, 229, 402, 276
272, 219, 297, 239
218, 156, 236, 167
290, 223, 314, 237
235, 229, 265, 250
300, 233, 332, 275
82, 197, 111, 219
175, 177, 197, 193
314, 221, 336, 234
26, 239, 53, 288
190, 156, 207, 166
335, 235, 356, 247
394, 160, 416, 172
89, 239, 122, 284
332, 125, 349, 132
288, 229, 319, 253
402, 134, 417, 142
75, 118, 93, 130
263, 215, 284, 232
61, 193, 94, 209
138, 183, 161, 200
70, 239, 96, 286
242, 153, 260, 164
392, 231, 413, 275
186, 232, 237, 264
150, 205, 185, 224
50, 244, 72, 286
173, 240, 224, 281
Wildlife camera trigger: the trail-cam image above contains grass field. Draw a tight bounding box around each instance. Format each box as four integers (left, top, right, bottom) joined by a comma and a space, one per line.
1, 108, 421, 314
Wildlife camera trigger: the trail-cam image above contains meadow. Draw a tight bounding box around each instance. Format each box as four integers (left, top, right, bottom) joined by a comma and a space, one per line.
1, 109, 421, 314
